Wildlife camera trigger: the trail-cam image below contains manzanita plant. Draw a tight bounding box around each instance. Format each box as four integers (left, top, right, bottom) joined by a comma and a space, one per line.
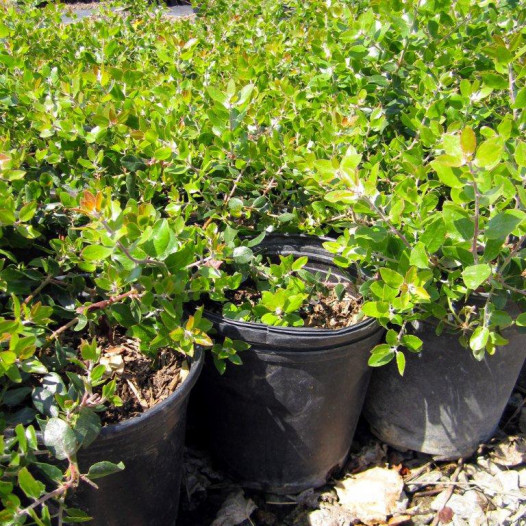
321, 127, 525, 374
0, 0, 525, 522
218, 253, 359, 328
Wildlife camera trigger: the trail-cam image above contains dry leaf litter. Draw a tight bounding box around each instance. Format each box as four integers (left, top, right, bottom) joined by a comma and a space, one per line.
179, 386, 526, 526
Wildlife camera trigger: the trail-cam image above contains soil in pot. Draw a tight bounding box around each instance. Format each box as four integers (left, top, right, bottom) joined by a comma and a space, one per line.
66, 334, 203, 526
216, 280, 362, 329
95, 337, 190, 425
363, 304, 526, 460
197, 234, 384, 494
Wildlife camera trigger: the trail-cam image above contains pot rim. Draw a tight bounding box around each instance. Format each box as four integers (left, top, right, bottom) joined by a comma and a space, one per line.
203, 309, 378, 335
97, 348, 204, 438
207, 232, 377, 335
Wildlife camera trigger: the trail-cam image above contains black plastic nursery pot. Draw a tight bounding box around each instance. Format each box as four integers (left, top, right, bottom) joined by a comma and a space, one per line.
73, 350, 204, 526
363, 306, 526, 460
517, 359, 526, 391
200, 234, 384, 494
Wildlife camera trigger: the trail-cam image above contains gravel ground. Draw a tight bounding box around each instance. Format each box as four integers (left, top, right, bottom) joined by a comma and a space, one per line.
59, 3, 195, 23
179, 387, 526, 526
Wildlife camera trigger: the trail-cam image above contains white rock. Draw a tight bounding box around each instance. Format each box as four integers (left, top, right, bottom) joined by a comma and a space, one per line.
334, 467, 405, 525
486, 508, 512, 526
476, 457, 502, 476
211, 489, 257, 526
432, 491, 486, 526
494, 470, 521, 508
472, 469, 499, 496
491, 436, 526, 467
308, 506, 355, 526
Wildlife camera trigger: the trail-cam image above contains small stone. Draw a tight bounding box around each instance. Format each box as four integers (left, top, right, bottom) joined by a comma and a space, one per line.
494, 470, 520, 508
486, 508, 512, 526
438, 506, 454, 523
491, 436, 526, 467
335, 467, 405, 525
432, 491, 485, 522
307, 506, 354, 526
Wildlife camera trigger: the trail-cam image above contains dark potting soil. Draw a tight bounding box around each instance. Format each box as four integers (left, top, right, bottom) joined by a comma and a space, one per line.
218, 282, 362, 329
97, 337, 188, 425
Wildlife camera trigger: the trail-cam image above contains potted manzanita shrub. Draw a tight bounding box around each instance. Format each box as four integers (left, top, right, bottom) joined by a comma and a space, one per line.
321, 126, 526, 459
197, 232, 384, 493
0, 188, 239, 525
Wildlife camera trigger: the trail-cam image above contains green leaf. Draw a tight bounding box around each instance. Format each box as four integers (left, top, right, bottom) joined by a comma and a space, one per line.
420, 218, 446, 253
64, 509, 91, 522
121, 155, 146, 172
475, 137, 503, 168
86, 461, 125, 480
154, 147, 172, 161
460, 127, 476, 156
462, 264, 491, 290
43, 418, 78, 460
396, 352, 406, 376
228, 198, 243, 213
485, 210, 525, 240
409, 242, 429, 269
512, 87, 526, 109
232, 246, 253, 264
481, 73, 507, 90
207, 86, 227, 106
362, 301, 389, 318
379, 268, 404, 289
470, 326, 489, 352
18, 467, 45, 499
80, 339, 98, 361
0, 22, 9, 38
430, 160, 463, 188
291, 256, 308, 271
34, 462, 64, 483
82, 245, 113, 262
443, 203, 474, 241
325, 190, 358, 204
110, 304, 136, 328
284, 294, 307, 314
368, 344, 395, 367
19, 201, 37, 222
74, 408, 101, 448
277, 212, 295, 223
516, 313, 526, 327
152, 220, 173, 258
401, 334, 423, 352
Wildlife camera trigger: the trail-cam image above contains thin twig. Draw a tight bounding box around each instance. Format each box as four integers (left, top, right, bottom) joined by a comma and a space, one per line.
42, 317, 79, 350
224, 170, 245, 204
509, 64, 517, 120
404, 461, 434, 483
498, 280, 526, 297
365, 196, 412, 249
24, 275, 53, 305
468, 162, 480, 264
430, 458, 464, 526
76, 289, 142, 314
125, 378, 149, 409
41, 290, 142, 351
16, 480, 73, 519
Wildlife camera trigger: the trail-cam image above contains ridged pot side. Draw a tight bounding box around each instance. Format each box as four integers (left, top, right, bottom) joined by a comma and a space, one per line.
73, 351, 204, 526
200, 234, 384, 493
364, 316, 526, 460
